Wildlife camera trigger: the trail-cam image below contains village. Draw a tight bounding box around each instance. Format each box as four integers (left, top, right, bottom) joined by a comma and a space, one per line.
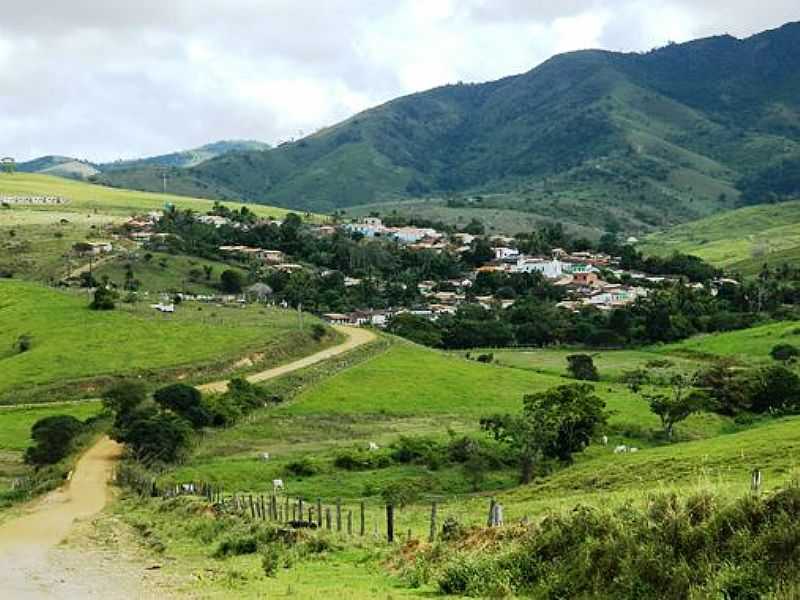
79, 210, 738, 330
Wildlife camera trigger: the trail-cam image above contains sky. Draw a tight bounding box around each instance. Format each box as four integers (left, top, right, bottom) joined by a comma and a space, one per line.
1, 1, 797, 162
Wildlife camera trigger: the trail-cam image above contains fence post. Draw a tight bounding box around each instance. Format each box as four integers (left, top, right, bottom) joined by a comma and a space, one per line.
298, 497, 304, 520
336, 498, 342, 532
487, 498, 496, 527
308, 507, 314, 524
493, 503, 504, 527
284, 496, 290, 522
317, 498, 323, 528
386, 504, 395, 543
347, 510, 353, 536
360, 501, 366, 536
325, 508, 332, 530
751, 469, 763, 494
271, 495, 278, 521
429, 501, 437, 542
249, 495, 256, 520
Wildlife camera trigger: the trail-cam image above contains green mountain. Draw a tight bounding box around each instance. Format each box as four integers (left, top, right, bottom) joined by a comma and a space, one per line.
104, 22, 800, 234
17, 140, 270, 184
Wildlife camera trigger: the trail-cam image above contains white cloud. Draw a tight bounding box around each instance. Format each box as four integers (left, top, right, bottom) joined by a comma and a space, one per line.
0, 0, 796, 162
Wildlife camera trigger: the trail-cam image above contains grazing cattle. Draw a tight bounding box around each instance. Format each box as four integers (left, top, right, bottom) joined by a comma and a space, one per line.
368, 442, 379, 451
261, 452, 270, 461
601, 435, 608, 446
614, 445, 629, 454
272, 479, 284, 492
181, 483, 195, 494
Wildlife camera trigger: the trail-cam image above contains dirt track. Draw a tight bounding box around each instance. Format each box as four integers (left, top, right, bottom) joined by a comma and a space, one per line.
0, 325, 376, 598
0, 437, 123, 598
199, 325, 376, 393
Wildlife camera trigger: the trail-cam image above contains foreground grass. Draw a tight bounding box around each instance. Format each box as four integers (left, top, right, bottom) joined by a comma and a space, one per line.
0, 280, 329, 402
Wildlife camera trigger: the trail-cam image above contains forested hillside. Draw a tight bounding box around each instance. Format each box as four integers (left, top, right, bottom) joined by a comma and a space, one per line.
99, 22, 800, 233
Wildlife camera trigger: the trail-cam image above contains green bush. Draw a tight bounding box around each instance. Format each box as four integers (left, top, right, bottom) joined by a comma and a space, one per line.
284, 458, 318, 477
333, 449, 393, 471
24, 415, 85, 466
261, 545, 282, 577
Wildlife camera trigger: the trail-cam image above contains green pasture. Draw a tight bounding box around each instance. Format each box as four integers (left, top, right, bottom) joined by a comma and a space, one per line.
0, 402, 103, 452
0, 280, 325, 402
642, 199, 800, 273
93, 251, 246, 295
0, 173, 308, 219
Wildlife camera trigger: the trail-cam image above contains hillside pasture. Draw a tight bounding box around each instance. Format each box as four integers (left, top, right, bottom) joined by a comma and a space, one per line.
0, 173, 307, 219
642, 199, 800, 274
0, 280, 329, 403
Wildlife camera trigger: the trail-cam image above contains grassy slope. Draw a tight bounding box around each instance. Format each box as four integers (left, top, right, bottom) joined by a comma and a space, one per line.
93, 251, 247, 295
0, 173, 306, 219
641, 200, 800, 274
0, 280, 325, 401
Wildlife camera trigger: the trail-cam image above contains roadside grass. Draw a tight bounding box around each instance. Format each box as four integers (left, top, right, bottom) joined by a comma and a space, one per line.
0, 173, 309, 220
0, 401, 104, 507
93, 251, 247, 295
0, 280, 331, 403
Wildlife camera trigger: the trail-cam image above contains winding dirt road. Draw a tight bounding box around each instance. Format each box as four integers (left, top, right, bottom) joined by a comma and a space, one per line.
0, 325, 376, 598
199, 325, 376, 393
0, 437, 123, 598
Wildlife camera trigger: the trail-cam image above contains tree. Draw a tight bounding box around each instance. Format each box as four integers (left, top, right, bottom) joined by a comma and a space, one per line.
387, 313, 443, 347
770, 343, 800, 364
121, 411, 193, 463
638, 373, 704, 441
566, 354, 599, 381
220, 269, 244, 294
90, 286, 116, 310
482, 384, 607, 483
103, 380, 147, 418
24, 415, 84, 465
153, 383, 209, 428
748, 365, 800, 414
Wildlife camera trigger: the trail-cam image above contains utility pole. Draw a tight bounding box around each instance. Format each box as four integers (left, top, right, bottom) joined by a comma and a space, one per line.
297, 303, 304, 331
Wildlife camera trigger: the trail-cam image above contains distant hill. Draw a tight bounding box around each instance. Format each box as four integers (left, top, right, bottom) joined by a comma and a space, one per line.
101, 22, 800, 234
17, 140, 270, 183
641, 200, 800, 275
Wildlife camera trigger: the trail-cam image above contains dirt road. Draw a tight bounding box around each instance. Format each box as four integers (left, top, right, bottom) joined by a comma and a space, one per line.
0, 325, 376, 598
0, 437, 123, 598
199, 325, 376, 394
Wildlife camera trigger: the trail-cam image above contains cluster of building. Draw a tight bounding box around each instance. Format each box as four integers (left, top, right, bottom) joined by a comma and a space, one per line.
0, 195, 70, 206
344, 217, 444, 245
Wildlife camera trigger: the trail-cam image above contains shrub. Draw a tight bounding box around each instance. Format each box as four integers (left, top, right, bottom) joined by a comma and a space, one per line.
566, 354, 600, 381
771, 343, 800, 363
261, 545, 282, 577
310, 323, 326, 341
214, 534, 259, 558
381, 479, 423, 507
284, 458, 318, 477
24, 415, 85, 465
90, 286, 116, 310
153, 383, 210, 428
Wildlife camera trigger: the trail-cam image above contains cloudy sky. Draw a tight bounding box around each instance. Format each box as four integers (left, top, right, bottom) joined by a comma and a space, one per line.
1, 1, 797, 162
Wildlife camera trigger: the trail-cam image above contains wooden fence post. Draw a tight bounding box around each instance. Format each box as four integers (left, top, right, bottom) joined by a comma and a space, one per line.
317, 498, 323, 528
487, 498, 496, 527
429, 501, 437, 542
284, 496, 289, 522
360, 501, 366, 536
347, 510, 353, 536
325, 508, 332, 530
270, 495, 278, 521
336, 498, 342, 532
249, 495, 256, 520
386, 504, 395, 543
298, 497, 304, 520
751, 469, 763, 494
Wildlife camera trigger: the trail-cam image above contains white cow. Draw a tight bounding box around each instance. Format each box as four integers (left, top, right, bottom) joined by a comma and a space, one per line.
368, 442, 379, 451
601, 435, 608, 446
614, 445, 629, 454
261, 452, 270, 461
272, 479, 284, 492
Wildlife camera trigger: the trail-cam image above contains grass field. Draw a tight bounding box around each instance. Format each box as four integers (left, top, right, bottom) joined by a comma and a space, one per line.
93, 251, 247, 295
0, 173, 308, 219
125, 327, 800, 598
641, 199, 800, 274
0, 401, 103, 501
0, 280, 330, 403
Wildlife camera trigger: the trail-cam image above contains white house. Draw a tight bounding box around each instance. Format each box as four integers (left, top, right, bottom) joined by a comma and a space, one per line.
513, 258, 568, 279
494, 247, 520, 261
